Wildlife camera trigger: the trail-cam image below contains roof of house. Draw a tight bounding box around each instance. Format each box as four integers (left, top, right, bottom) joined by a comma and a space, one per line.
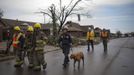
65, 21, 83, 32
1, 18, 97, 32
65, 21, 94, 32
0, 19, 7, 27
0, 18, 53, 29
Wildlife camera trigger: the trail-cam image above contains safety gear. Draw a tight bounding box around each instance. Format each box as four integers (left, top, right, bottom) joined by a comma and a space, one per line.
22, 23, 29, 26
33, 31, 47, 70
88, 27, 91, 30
33, 66, 41, 71
12, 31, 25, 68
12, 33, 23, 48
28, 64, 34, 68
27, 26, 34, 32
25, 31, 34, 68
64, 26, 68, 29
62, 26, 68, 31
14, 60, 23, 67
43, 63, 47, 69
34, 23, 41, 29
35, 40, 46, 51
14, 26, 20, 31
101, 31, 108, 38
87, 31, 94, 40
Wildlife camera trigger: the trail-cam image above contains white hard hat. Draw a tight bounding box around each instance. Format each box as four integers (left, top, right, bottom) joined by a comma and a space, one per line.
88, 27, 91, 30
64, 26, 68, 29
22, 23, 29, 26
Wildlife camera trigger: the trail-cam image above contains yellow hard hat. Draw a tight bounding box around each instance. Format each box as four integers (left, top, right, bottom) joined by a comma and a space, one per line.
14, 26, 20, 31
34, 23, 41, 29
27, 26, 34, 32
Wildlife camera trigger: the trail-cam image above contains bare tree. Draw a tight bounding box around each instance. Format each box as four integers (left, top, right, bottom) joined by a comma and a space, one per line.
0, 9, 3, 18
38, 0, 82, 35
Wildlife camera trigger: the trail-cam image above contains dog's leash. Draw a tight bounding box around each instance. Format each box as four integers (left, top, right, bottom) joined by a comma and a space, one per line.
70, 45, 73, 54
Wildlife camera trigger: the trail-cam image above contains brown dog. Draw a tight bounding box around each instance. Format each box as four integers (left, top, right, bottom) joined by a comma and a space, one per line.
70, 52, 84, 69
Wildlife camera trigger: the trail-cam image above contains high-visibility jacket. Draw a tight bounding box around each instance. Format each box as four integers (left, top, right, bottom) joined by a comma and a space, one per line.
35, 40, 46, 51
25, 33, 33, 51
12, 33, 23, 48
33, 31, 46, 51
101, 31, 108, 38
87, 31, 94, 40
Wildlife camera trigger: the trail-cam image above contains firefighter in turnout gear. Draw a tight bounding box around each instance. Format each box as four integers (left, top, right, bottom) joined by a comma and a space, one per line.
12, 26, 25, 67
33, 23, 47, 71
101, 28, 109, 53
25, 26, 34, 68
87, 27, 95, 52
58, 26, 72, 68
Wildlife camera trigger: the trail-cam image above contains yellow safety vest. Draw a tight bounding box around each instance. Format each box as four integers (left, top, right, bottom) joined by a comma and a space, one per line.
87, 31, 94, 40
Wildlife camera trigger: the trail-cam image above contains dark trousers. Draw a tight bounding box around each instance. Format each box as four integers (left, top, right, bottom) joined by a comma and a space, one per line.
87, 40, 94, 51
62, 45, 70, 65
102, 39, 108, 52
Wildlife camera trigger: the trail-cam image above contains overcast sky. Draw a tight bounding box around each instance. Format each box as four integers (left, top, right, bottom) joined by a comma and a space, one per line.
0, 0, 134, 33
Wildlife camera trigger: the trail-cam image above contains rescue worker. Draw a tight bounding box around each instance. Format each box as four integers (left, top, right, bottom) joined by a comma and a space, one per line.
58, 26, 72, 68
12, 26, 25, 67
87, 27, 95, 52
33, 23, 47, 71
25, 26, 34, 68
101, 28, 109, 53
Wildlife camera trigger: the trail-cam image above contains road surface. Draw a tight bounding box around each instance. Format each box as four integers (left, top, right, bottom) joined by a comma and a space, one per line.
0, 37, 134, 75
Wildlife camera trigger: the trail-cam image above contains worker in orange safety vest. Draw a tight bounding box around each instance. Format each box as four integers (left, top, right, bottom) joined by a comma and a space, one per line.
101, 28, 109, 53
12, 26, 25, 67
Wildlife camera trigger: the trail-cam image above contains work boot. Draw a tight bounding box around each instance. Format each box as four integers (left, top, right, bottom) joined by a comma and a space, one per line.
33, 66, 41, 71
28, 64, 34, 69
104, 49, 107, 53
67, 59, 70, 64
87, 49, 90, 52
14, 61, 23, 67
43, 63, 47, 69
63, 63, 67, 68
14, 64, 21, 67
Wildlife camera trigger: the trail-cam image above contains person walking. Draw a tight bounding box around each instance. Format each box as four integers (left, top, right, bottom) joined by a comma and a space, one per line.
86, 27, 95, 52
101, 28, 109, 53
25, 26, 34, 68
58, 26, 72, 68
12, 26, 25, 67
33, 23, 47, 71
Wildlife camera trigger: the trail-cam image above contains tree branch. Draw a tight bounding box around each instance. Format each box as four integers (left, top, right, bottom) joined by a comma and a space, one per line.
66, 0, 81, 16
65, 0, 74, 10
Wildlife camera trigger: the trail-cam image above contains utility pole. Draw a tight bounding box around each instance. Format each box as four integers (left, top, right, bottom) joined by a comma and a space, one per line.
35, 11, 46, 24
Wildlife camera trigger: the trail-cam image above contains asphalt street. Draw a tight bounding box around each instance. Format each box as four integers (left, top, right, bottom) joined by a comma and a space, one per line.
0, 37, 134, 75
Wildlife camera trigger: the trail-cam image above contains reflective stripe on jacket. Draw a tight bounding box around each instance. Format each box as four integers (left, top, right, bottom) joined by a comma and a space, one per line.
12, 33, 23, 48
35, 40, 46, 51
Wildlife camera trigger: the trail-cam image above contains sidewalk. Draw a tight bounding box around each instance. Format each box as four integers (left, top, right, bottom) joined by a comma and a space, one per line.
0, 42, 7, 51
0, 41, 60, 61
44, 45, 60, 53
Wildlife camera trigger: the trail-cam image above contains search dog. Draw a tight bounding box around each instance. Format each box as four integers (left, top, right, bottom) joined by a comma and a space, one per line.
70, 51, 84, 69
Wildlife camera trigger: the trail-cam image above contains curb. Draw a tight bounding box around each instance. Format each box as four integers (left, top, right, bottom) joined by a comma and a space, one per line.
0, 56, 15, 62
44, 48, 61, 53
0, 48, 60, 62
